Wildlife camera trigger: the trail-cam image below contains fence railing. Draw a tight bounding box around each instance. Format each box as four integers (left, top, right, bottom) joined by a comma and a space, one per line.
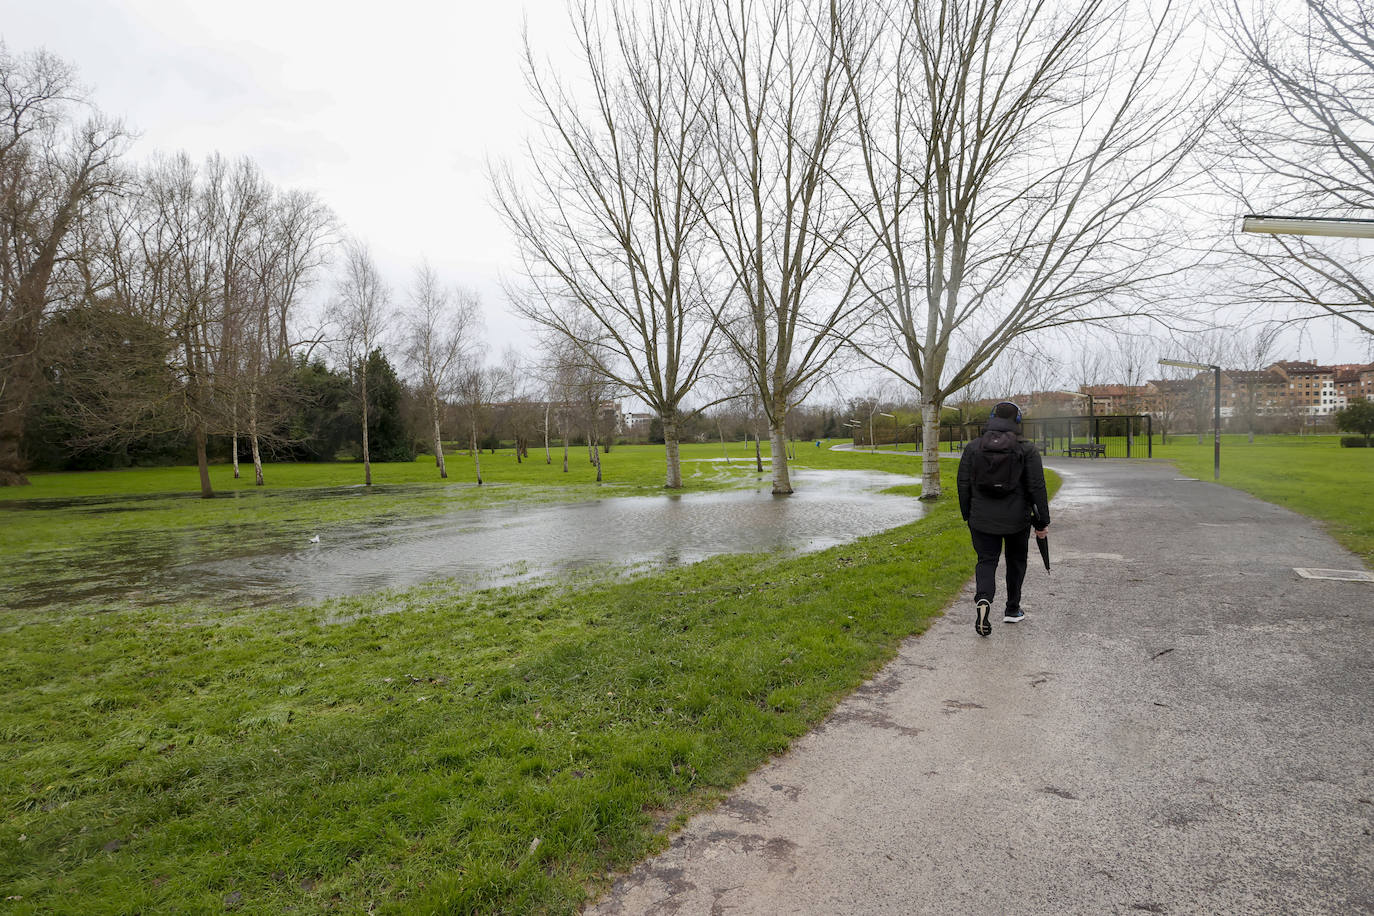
854, 414, 1154, 459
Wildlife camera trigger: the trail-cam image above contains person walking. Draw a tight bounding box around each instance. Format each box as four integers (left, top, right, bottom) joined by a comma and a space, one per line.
957, 401, 1051, 637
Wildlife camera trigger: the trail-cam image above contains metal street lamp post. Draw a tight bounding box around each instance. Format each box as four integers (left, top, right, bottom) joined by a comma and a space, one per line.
879, 412, 895, 451
1240, 214, 1374, 239
1160, 358, 1221, 480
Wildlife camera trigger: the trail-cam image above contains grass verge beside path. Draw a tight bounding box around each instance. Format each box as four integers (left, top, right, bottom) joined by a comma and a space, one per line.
0, 464, 1006, 914
1153, 435, 1373, 568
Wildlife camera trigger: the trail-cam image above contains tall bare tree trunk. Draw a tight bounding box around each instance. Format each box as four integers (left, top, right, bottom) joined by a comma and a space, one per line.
431, 394, 447, 479
663, 414, 682, 489
754, 428, 763, 473
544, 404, 552, 464
557, 420, 568, 477
920, 397, 942, 500
769, 423, 792, 495
717, 420, 730, 464
231, 400, 241, 479
361, 368, 372, 486
249, 387, 264, 486
470, 422, 483, 485
194, 422, 213, 499
593, 439, 602, 482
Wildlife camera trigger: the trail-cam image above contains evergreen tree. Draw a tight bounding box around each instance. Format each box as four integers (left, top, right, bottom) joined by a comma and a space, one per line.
364, 349, 415, 462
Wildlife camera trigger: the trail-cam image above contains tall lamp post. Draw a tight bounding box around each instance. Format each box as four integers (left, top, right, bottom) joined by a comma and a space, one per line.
1241, 214, 1374, 238
1160, 358, 1221, 480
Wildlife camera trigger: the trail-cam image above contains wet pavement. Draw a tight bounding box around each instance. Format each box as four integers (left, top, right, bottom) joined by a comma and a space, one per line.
588, 458, 1374, 915
4, 468, 924, 611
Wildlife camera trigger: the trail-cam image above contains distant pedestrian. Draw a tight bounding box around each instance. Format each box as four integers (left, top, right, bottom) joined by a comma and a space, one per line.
957, 401, 1051, 637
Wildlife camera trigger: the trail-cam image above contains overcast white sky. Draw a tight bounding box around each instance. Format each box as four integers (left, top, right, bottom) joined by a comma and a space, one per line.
2, 0, 1368, 392
2, 0, 579, 356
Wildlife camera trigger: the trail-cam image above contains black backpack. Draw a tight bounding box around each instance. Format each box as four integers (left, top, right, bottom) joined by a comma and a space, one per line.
973, 429, 1024, 497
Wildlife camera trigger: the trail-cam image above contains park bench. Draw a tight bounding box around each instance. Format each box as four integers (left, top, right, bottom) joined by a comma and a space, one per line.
1066, 443, 1107, 458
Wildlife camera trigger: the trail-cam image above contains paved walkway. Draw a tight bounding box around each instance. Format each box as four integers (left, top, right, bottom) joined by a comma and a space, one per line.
589, 460, 1374, 914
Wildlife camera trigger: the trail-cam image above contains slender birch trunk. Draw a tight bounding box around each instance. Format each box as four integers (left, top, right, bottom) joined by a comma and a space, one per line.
431, 393, 447, 479
249, 386, 264, 486
754, 429, 763, 473
593, 439, 602, 482
717, 420, 730, 464
231, 400, 241, 479
544, 404, 552, 464
361, 367, 372, 486
470, 422, 483, 485
194, 421, 213, 499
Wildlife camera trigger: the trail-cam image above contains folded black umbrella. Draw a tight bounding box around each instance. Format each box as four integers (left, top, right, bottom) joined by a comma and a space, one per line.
1031, 505, 1050, 572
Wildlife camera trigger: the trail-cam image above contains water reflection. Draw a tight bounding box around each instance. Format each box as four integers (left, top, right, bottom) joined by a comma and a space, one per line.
8, 468, 924, 610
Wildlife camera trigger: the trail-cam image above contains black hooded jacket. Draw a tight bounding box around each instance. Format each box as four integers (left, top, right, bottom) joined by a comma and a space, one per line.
956, 416, 1051, 534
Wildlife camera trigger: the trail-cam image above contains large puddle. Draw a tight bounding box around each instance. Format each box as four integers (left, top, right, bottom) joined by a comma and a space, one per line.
6, 468, 925, 611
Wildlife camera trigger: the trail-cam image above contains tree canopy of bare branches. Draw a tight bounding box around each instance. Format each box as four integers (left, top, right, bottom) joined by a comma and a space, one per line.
0, 42, 127, 485
703, 0, 864, 494
835, 0, 1216, 498
497, 0, 726, 489
405, 262, 480, 479
1221, 0, 1374, 338
330, 239, 392, 486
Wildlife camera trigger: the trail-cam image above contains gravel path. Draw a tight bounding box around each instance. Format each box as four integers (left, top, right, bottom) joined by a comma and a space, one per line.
588, 459, 1374, 915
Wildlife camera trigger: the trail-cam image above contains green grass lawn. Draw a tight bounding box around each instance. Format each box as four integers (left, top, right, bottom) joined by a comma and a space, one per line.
2, 444, 1014, 914
1150, 434, 1373, 567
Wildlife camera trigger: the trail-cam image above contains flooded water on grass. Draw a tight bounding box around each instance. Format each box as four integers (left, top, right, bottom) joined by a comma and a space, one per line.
4, 469, 925, 612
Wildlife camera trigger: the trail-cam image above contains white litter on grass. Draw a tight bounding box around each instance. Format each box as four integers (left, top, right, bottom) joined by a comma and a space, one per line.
1293, 568, 1374, 583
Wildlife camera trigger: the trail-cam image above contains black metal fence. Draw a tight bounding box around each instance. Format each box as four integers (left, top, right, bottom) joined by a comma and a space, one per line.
862, 414, 1154, 458
933, 414, 1154, 459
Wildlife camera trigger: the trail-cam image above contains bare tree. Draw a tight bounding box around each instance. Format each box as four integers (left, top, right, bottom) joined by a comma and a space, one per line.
330, 239, 391, 486
202, 154, 270, 482
540, 334, 589, 474
405, 262, 480, 479
834, 0, 1217, 498
496, 345, 541, 463
497, 0, 726, 489
702, 0, 864, 494
0, 43, 126, 485
235, 183, 336, 484
454, 354, 498, 485
1223, 323, 1282, 441
570, 359, 619, 482
129, 152, 236, 498
1220, 0, 1374, 338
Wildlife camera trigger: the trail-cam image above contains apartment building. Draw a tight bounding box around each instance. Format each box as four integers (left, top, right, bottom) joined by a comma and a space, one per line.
1271, 361, 1343, 416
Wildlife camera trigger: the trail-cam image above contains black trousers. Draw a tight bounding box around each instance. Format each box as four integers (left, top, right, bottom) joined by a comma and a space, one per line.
970, 526, 1030, 612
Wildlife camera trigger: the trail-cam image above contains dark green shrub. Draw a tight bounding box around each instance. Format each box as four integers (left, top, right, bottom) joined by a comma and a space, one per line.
1340, 436, 1370, 448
